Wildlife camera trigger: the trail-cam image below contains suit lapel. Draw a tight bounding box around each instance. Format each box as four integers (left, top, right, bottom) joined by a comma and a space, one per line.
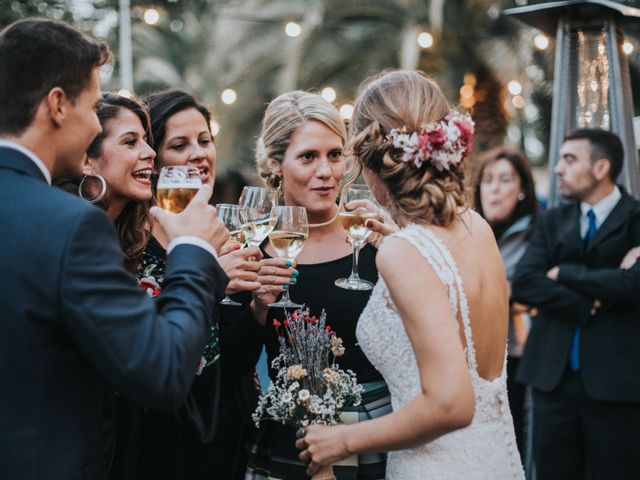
560, 203, 584, 256
587, 191, 637, 252
0, 147, 48, 183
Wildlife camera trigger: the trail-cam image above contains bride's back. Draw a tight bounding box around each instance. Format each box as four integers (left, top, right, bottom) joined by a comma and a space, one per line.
430, 210, 509, 381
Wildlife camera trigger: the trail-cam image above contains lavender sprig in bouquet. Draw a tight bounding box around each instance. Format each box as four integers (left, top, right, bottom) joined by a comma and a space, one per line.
253, 307, 363, 429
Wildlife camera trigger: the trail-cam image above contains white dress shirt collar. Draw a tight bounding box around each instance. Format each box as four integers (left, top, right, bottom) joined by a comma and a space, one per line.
0, 139, 52, 185
580, 185, 621, 230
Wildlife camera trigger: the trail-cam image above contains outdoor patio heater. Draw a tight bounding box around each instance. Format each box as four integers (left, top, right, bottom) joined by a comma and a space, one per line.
505, 0, 640, 206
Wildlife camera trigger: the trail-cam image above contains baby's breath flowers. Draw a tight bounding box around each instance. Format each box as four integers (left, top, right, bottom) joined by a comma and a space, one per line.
253, 308, 363, 428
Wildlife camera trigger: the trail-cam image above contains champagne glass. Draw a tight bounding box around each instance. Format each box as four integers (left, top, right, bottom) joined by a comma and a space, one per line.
335, 185, 380, 291
267, 206, 308, 308
238, 186, 277, 248
156, 166, 201, 213
216, 204, 244, 306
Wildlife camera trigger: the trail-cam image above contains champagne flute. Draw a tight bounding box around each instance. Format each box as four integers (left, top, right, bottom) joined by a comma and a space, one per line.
267, 206, 308, 308
156, 166, 201, 213
238, 186, 277, 248
335, 185, 380, 291
216, 204, 244, 307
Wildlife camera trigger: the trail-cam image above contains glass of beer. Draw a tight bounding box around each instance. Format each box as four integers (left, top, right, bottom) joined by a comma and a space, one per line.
217, 203, 244, 306
267, 206, 308, 308
335, 184, 379, 291
238, 186, 277, 248
156, 166, 201, 213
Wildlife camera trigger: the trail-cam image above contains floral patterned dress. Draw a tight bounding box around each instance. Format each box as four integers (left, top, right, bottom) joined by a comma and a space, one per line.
137, 236, 220, 371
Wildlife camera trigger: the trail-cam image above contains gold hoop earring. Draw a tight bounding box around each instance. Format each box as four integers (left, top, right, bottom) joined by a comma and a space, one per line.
79, 174, 107, 204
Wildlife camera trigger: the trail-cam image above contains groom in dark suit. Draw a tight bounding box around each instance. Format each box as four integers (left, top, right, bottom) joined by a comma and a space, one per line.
0, 19, 230, 479
512, 129, 640, 480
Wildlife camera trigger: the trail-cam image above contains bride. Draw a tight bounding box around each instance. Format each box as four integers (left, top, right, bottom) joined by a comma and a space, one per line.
296, 71, 524, 479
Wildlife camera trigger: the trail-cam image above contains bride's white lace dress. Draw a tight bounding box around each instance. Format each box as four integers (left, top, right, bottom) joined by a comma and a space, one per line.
356, 224, 524, 479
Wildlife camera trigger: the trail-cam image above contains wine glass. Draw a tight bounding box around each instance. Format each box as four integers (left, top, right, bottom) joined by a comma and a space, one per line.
267, 206, 308, 308
238, 186, 277, 248
335, 184, 380, 291
156, 166, 201, 213
216, 204, 244, 307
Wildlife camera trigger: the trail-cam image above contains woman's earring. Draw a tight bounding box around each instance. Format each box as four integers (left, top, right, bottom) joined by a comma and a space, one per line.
275, 175, 283, 198
79, 173, 107, 204
517, 192, 525, 201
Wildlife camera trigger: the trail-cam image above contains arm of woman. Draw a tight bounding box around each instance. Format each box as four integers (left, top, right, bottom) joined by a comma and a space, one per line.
297, 236, 475, 474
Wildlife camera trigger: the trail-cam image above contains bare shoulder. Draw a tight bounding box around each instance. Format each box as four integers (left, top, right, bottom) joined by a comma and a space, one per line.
376, 234, 442, 287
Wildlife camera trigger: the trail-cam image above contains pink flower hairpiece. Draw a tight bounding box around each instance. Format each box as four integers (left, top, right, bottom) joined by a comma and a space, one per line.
386, 111, 475, 171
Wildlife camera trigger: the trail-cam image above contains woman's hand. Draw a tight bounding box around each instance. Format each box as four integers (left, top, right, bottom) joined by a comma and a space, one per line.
217, 246, 263, 295
250, 258, 297, 325
295, 424, 351, 476
365, 209, 398, 249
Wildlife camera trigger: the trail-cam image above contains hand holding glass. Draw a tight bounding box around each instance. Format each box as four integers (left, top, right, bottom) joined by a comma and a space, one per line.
335, 185, 380, 291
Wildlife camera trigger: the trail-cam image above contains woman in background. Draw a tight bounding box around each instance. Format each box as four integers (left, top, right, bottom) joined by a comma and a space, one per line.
472, 146, 538, 461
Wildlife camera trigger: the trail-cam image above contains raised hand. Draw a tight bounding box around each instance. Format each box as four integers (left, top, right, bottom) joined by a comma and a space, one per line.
250, 257, 297, 325
218, 246, 263, 295
150, 185, 228, 252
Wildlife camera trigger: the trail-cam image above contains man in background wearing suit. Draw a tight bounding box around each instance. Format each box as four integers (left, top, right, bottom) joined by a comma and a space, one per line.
512, 129, 640, 480
0, 19, 230, 479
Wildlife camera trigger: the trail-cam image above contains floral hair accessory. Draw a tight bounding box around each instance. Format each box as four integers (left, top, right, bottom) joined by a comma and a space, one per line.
387, 111, 475, 171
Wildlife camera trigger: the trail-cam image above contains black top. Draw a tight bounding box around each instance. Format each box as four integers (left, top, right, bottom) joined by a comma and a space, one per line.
262, 244, 382, 384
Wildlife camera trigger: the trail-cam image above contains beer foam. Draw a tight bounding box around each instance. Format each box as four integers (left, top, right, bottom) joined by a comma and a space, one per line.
156, 182, 200, 189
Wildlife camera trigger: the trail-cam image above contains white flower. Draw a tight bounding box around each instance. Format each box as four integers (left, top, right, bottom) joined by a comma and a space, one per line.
298, 389, 311, 402
282, 392, 293, 403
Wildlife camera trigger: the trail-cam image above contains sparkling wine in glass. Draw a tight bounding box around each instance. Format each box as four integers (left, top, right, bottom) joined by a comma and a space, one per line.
268, 206, 308, 308
238, 186, 277, 248
216, 203, 244, 306
335, 185, 380, 291
156, 166, 201, 213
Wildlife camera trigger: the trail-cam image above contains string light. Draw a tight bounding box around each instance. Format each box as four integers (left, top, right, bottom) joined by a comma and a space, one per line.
534, 34, 549, 50
210, 120, 220, 136
512, 95, 525, 109
143, 8, 160, 25
221, 88, 237, 105
417, 32, 433, 49
507, 80, 522, 96
623, 41, 634, 55
117, 88, 132, 98
339, 104, 353, 120
321, 87, 336, 103
285, 21, 302, 37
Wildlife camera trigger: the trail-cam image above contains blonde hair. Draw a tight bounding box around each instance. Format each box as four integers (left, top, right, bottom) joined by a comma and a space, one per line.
256, 91, 347, 188
348, 71, 468, 227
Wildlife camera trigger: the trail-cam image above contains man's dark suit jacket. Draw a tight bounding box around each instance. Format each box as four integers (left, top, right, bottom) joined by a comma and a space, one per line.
0, 147, 229, 479
512, 188, 640, 402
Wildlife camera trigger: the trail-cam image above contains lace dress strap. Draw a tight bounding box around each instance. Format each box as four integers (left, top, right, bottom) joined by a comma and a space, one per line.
391, 224, 479, 375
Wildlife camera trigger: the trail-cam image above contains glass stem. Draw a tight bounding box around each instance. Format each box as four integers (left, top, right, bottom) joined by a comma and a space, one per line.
349, 241, 362, 281
281, 289, 292, 304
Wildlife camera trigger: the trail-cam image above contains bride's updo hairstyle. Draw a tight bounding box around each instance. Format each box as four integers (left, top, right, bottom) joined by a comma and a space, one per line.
256, 90, 347, 188
349, 71, 469, 227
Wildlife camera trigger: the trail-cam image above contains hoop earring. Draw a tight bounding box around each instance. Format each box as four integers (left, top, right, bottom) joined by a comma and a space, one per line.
517, 192, 525, 201
79, 173, 107, 204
